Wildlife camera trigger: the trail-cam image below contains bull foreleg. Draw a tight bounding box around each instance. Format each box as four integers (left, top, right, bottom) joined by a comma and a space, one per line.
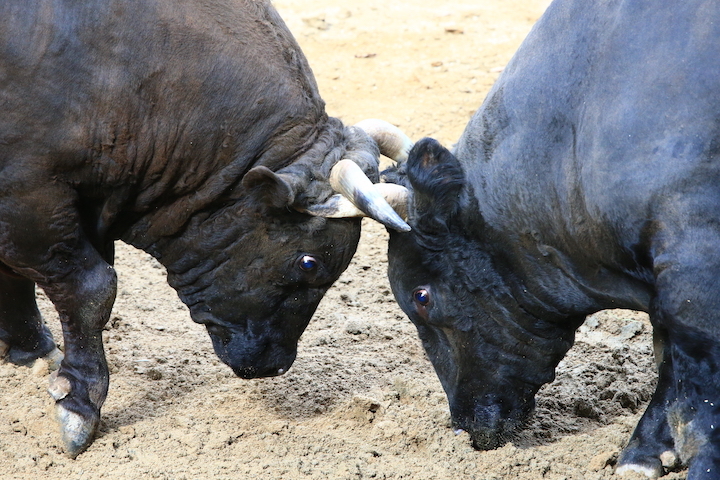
664, 336, 720, 479
0, 270, 62, 367
39, 245, 117, 458
616, 325, 679, 478
0, 187, 117, 458
649, 228, 720, 480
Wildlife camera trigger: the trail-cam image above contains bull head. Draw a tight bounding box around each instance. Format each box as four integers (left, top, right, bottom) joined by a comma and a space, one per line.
166, 120, 414, 380
384, 138, 575, 450
242, 119, 412, 230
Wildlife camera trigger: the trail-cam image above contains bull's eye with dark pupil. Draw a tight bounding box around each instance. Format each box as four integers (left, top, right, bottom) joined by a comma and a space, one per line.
413, 288, 430, 306
299, 255, 317, 271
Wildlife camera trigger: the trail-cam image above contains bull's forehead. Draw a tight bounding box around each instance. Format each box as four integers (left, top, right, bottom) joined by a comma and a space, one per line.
259, 215, 362, 270
388, 230, 478, 285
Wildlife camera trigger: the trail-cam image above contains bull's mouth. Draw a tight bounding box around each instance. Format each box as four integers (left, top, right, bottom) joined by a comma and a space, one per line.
452, 405, 534, 451
231, 364, 289, 379
465, 426, 517, 450
190, 308, 301, 378
215, 342, 296, 379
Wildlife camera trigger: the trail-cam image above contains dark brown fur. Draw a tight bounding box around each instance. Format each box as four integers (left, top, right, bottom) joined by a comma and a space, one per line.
0, 0, 377, 457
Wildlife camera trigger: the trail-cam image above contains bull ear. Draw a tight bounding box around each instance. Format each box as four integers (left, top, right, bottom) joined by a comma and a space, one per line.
406, 137, 465, 238
241, 166, 296, 209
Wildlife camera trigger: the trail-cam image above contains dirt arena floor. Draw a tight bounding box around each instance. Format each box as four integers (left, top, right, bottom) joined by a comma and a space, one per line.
0, 1, 688, 478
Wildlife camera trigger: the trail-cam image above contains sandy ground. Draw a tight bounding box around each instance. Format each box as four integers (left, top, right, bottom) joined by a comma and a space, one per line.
0, 1, 688, 479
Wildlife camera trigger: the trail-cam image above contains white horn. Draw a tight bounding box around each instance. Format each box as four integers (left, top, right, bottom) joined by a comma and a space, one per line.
305, 183, 409, 220
354, 119, 414, 163
304, 160, 410, 232
372, 183, 409, 220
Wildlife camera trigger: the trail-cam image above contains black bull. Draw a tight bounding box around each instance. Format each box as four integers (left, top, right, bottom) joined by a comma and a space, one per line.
0, 0, 410, 458
385, 0, 720, 478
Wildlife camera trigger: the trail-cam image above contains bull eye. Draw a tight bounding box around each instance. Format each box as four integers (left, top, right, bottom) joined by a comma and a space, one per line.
298, 255, 318, 272
413, 288, 430, 306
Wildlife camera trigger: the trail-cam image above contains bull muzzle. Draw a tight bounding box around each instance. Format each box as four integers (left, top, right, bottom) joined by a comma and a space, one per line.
205, 323, 296, 379
450, 393, 535, 450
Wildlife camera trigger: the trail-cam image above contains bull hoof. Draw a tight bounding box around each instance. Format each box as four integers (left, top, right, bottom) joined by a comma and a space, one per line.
615, 461, 662, 479
31, 348, 64, 376
56, 404, 98, 459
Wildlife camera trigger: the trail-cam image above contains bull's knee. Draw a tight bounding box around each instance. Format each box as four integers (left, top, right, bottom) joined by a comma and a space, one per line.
73, 262, 117, 328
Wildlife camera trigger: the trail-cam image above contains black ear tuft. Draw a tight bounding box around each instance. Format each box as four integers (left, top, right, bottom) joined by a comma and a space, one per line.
241, 166, 295, 210
406, 137, 465, 239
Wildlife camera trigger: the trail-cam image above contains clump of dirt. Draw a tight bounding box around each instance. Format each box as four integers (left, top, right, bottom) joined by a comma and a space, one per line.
0, 1, 686, 479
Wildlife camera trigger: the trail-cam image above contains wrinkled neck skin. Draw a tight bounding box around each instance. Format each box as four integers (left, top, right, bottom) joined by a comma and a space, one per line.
134, 197, 261, 310
118, 116, 359, 306
136, 199, 306, 328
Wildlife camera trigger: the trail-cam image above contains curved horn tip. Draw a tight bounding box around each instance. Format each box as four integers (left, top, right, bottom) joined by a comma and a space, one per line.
388, 218, 412, 232
357, 194, 411, 232
328, 159, 411, 231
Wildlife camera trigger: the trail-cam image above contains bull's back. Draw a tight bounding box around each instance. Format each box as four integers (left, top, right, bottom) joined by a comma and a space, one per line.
0, 0, 323, 193
457, 0, 720, 263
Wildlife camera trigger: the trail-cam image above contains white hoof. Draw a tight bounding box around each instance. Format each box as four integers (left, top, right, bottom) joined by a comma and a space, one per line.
660, 450, 679, 468
616, 463, 661, 479
56, 404, 97, 458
